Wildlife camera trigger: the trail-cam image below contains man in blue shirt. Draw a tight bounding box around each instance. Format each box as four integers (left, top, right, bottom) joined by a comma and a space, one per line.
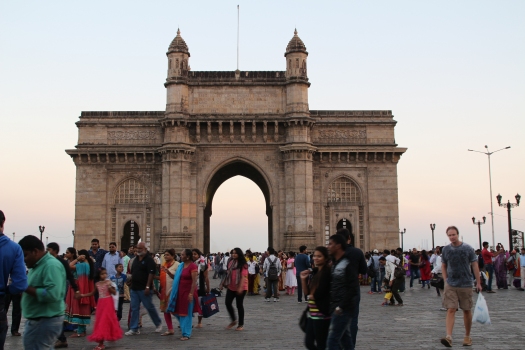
88, 238, 107, 272
0, 210, 28, 350
102, 241, 123, 277
294, 245, 310, 303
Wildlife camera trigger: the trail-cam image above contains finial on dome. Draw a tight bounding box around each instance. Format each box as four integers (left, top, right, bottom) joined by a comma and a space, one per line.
285, 28, 307, 56
167, 28, 190, 56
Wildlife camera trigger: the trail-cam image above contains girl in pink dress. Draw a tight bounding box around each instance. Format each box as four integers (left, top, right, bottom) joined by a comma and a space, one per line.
80, 268, 123, 350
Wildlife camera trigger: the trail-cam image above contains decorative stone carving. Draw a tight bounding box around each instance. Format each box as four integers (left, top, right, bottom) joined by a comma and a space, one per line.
318, 129, 366, 140
108, 130, 157, 140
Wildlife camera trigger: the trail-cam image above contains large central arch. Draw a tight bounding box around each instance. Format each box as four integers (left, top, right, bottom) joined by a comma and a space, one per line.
203, 160, 273, 253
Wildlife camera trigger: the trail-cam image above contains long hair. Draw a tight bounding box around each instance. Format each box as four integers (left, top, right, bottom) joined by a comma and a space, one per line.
232, 247, 247, 270
77, 249, 95, 280
421, 250, 429, 261
66, 247, 77, 260
182, 248, 192, 261
309, 246, 330, 295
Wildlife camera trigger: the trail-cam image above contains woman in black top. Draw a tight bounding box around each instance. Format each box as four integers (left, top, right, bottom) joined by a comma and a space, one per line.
300, 246, 332, 350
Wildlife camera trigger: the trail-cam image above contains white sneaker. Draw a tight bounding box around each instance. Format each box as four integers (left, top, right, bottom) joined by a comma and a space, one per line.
265, 298, 270, 302
155, 325, 163, 333
274, 298, 279, 302
125, 330, 140, 336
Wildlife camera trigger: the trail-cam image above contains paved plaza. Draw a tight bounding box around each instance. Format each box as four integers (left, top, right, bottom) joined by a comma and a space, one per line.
5, 278, 524, 349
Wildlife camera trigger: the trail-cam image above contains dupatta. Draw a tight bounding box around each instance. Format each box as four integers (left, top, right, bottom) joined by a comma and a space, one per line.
166, 262, 185, 313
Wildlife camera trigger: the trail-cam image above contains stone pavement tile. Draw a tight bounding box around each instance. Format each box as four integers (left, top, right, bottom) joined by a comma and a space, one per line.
5, 278, 525, 349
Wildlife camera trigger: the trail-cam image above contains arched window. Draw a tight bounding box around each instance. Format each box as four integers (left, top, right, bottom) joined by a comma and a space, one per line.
327, 177, 361, 203
295, 58, 299, 68
114, 178, 149, 204
169, 59, 171, 69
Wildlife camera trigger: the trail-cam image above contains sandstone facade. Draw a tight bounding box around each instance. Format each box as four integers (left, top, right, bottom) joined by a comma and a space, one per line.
66, 30, 406, 253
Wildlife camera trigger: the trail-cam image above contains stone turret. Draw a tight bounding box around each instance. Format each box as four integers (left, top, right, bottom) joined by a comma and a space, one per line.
285, 29, 308, 78
165, 29, 190, 116
167, 28, 190, 78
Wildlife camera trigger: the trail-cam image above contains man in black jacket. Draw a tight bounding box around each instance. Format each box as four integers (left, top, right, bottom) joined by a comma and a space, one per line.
46, 242, 79, 349
326, 234, 359, 350
337, 228, 367, 350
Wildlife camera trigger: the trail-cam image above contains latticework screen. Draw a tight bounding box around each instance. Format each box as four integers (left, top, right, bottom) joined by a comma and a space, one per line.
114, 179, 149, 204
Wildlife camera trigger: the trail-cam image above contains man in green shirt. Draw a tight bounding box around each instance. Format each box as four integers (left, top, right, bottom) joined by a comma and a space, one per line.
19, 235, 65, 350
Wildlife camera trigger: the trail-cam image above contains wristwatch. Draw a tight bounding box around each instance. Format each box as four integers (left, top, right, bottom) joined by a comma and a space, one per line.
146, 287, 150, 289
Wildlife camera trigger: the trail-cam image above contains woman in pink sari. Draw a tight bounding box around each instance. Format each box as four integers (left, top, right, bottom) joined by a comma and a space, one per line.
494, 244, 509, 289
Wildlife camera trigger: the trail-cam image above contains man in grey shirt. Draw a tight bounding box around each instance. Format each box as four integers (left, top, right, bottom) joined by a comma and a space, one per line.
440, 226, 481, 348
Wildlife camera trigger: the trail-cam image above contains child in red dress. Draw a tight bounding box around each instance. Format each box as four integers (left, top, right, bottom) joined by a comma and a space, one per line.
79, 268, 123, 350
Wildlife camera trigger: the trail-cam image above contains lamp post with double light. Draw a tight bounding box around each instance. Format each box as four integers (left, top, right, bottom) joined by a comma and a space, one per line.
400, 228, 406, 252
472, 216, 486, 250
496, 193, 521, 251
430, 224, 436, 250
38, 225, 45, 242
468, 145, 510, 248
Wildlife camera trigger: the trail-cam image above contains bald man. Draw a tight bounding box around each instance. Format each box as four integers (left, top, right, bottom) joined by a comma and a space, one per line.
125, 242, 162, 335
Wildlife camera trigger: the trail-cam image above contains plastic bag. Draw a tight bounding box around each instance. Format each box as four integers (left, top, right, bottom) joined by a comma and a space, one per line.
472, 292, 491, 325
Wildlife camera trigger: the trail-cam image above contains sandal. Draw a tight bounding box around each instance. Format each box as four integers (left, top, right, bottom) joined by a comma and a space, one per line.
236, 326, 244, 331
69, 333, 86, 338
196, 323, 203, 328
161, 331, 174, 336
226, 321, 237, 329
180, 336, 190, 341
93, 346, 105, 350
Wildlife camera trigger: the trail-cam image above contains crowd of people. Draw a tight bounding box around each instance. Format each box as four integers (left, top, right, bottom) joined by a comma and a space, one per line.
1, 208, 525, 349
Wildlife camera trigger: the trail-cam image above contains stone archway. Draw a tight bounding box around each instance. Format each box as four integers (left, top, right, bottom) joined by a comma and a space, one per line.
336, 218, 352, 233
203, 160, 272, 253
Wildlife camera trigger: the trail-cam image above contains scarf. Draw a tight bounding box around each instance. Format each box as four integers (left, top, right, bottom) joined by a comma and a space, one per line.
166, 262, 185, 313
222, 259, 241, 288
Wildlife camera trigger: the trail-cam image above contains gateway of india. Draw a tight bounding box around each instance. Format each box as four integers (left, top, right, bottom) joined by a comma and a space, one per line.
66, 29, 406, 253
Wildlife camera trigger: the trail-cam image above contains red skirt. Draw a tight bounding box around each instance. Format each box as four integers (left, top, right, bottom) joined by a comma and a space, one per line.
88, 297, 123, 343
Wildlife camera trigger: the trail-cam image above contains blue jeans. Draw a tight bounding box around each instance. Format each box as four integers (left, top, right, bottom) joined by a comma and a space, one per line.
410, 268, 420, 287
130, 289, 162, 332
485, 264, 494, 291
326, 310, 354, 350
370, 274, 381, 292
23, 315, 64, 350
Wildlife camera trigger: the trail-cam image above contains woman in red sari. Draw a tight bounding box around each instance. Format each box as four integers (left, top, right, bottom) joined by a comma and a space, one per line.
419, 250, 432, 289
65, 249, 96, 337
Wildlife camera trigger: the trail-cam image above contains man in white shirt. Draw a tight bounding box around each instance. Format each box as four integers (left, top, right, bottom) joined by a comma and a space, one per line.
431, 246, 445, 310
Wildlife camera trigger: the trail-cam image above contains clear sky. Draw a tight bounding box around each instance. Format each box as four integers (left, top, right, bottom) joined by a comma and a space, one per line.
1, 1, 524, 253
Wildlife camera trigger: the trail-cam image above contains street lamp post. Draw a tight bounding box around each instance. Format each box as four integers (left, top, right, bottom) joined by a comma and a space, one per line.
38, 225, 45, 242
468, 145, 510, 248
12, 232, 15, 241
400, 228, 406, 252
430, 224, 436, 250
472, 216, 486, 250
72, 230, 75, 247
496, 193, 521, 251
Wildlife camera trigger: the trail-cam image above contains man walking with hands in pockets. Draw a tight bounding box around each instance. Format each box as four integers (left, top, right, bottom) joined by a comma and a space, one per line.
440, 226, 482, 348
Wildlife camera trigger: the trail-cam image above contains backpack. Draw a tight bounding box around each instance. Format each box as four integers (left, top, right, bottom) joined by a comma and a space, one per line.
267, 257, 279, 281
367, 257, 376, 278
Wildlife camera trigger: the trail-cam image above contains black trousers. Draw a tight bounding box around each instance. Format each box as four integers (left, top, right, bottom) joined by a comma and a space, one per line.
225, 289, 246, 326
305, 317, 330, 350
3, 293, 21, 334
296, 276, 308, 302
117, 296, 124, 320
389, 277, 404, 305
0, 295, 7, 350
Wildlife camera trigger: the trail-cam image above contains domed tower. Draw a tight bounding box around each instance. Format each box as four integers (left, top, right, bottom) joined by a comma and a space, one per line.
281, 29, 315, 246
284, 29, 310, 117
165, 29, 190, 116
285, 29, 308, 78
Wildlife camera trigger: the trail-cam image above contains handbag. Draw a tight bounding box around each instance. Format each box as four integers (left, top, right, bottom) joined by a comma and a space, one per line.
299, 306, 308, 333
200, 293, 220, 318
430, 274, 444, 289
367, 258, 376, 278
